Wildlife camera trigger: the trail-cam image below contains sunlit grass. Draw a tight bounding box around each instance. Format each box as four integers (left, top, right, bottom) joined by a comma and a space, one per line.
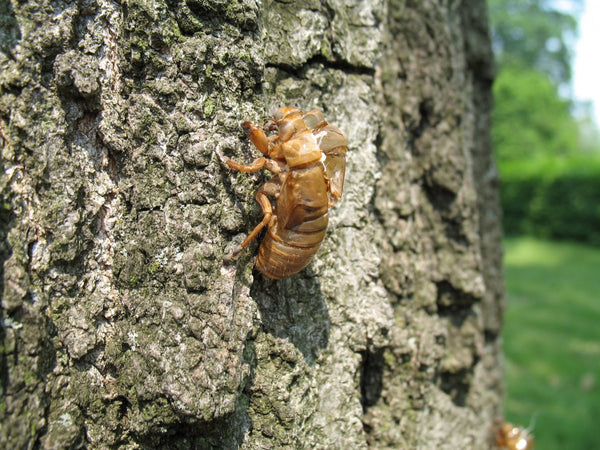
503, 237, 600, 449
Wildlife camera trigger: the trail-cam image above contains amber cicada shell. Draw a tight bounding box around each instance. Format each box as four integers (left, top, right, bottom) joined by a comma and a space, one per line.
219, 107, 348, 279
495, 422, 535, 450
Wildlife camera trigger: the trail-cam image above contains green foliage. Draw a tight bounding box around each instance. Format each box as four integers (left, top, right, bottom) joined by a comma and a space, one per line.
501, 155, 600, 243
488, 0, 582, 85
493, 65, 580, 162
503, 237, 600, 449
490, 0, 585, 166
489, 0, 600, 243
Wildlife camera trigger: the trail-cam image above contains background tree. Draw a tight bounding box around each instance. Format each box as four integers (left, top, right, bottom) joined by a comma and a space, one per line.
489, 0, 584, 165
1, 0, 502, 447
492, 65, 579, 162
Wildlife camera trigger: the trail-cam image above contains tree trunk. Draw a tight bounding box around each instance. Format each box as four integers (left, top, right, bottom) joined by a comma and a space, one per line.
1, 0, 501, 448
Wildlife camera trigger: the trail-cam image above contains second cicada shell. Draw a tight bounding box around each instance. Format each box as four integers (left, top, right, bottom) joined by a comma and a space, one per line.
496, 422, 535, 450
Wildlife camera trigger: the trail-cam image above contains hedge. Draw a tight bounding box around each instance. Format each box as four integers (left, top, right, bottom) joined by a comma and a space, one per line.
500, 156, 600, 245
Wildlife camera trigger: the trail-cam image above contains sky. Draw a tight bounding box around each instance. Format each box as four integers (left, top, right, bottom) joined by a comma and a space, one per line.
572, 0, 600, 124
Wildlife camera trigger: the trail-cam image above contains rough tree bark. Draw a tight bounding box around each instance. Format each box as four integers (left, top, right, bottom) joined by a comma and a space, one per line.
0, 0, 502, 448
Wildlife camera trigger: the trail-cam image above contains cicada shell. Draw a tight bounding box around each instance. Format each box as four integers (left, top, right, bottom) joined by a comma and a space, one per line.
496, 422, 535, 450
220, 107, 348, 279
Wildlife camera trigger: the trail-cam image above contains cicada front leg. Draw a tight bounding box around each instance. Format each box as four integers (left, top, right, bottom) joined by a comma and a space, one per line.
243, 120, 270, 156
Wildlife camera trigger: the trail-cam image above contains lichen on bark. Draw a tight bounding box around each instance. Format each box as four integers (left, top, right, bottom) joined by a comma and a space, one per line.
1, 0, 502, 448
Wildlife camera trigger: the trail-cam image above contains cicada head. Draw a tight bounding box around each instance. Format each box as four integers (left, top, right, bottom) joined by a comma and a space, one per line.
273, 107, 301, 121
276, 110, 306, 143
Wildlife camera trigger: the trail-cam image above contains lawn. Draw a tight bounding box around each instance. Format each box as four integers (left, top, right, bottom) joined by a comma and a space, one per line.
503, 237, 600, 449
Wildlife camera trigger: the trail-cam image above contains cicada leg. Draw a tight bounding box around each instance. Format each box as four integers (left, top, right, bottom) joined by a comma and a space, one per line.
232, 177, 281, 255
217, 145, 284, 174
322, 172, 338, 208
224, 156, 267, 173
243, 120, 269, 155
221, 156, 285, 176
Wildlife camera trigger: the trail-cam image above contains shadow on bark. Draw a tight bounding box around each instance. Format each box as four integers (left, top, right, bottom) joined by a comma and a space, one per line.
134, 397, 250, 449
250, 269, 330, 365
360, 348, 385, 412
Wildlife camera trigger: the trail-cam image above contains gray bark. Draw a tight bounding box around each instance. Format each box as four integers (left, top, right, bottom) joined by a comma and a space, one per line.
1, 0, 501, 448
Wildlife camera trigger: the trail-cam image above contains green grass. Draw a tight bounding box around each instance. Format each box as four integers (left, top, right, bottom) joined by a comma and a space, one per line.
503, 237, 600, 449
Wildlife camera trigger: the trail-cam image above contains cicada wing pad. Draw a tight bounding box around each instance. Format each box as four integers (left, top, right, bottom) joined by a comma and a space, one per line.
315, 124, 347, 205
302, 110, 348, 205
